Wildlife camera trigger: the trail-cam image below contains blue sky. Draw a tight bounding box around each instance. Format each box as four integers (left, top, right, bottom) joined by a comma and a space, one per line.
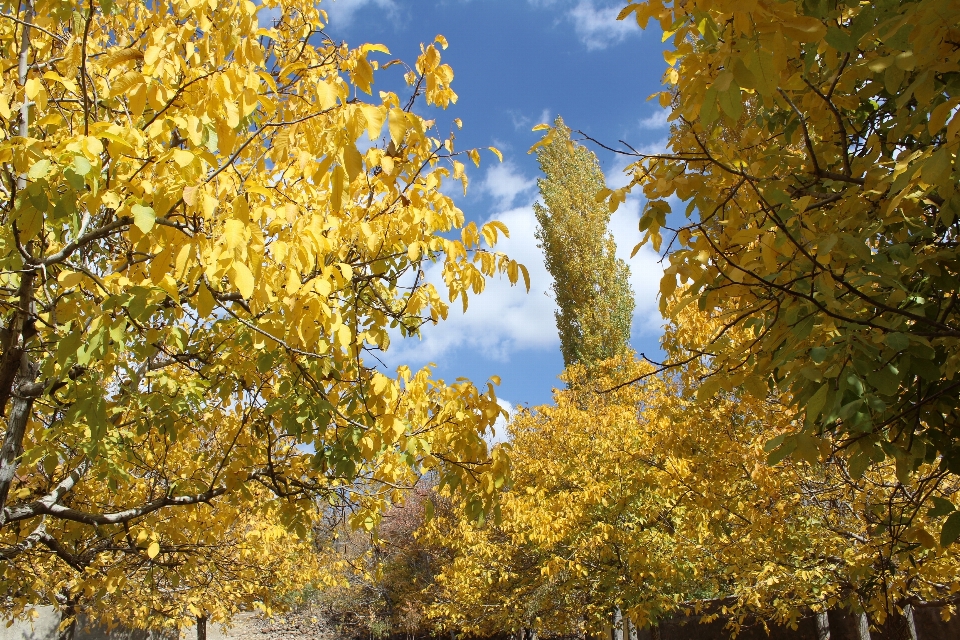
319, 0, 672, 413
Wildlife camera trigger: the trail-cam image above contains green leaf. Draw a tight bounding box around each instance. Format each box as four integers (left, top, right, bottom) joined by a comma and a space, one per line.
940, 511, 960, 547
72, 155, 92, 176
700, 85, 719, 126
744, 48, 777, 96
132, 203, 156, 233
718, 85, 743, 120
824, 26, 856, 52
763, 434, 786, 453
921, 147, 952, 184
848, 451, 871, 479
56, 324, 84, 366
64, 167, 84, 190
928, 497, 956, 518
28, 159, 51, 180
804, 384, 829, 427
884, 332, 910, 351
866, 365, 901, 396
767, 435, 797, 465
810, 347, 827, 363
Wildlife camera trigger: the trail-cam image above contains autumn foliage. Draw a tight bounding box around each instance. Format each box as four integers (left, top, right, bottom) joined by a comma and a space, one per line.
4, 0, 960, 637
0, 0, 517, 630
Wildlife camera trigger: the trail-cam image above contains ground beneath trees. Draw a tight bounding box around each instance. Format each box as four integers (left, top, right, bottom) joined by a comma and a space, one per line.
211, 607, 333, 640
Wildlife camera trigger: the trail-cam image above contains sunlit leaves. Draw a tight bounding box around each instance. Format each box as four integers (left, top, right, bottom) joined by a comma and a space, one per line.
567, 0, 960, 489
0, 0, 518, 627
533, 118, 634, 368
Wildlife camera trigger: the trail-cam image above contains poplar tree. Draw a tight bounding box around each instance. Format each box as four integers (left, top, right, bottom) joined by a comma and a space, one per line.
534, 118, 634, 368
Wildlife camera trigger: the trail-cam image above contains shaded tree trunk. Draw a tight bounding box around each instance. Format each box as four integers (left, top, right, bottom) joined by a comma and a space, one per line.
875, 607, 918, 640
816, 611, 831, 640
58, 598, 78, 640
197, 614, 208, 640
857, 612, 872, 640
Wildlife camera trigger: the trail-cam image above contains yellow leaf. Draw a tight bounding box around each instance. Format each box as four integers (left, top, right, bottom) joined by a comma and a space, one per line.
389, 108, 408, 146
132, 204, 156, 234
343, 143, 363, 181
58, 271, 84, 288
360, 104, 385, 140
147, 542, 160, 559
317, 80, 338, 110
183, 184, 199, 207
25, 78, 40, 100
172, 148, 194, 167
223, 219, 245, 250
232, 262, 255, 299
143, 45, 162, 67
197, 284, 215, 317
361, 43, 391, 55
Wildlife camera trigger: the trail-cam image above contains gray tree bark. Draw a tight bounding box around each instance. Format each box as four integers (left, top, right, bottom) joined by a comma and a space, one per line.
857, 612, 872, 640
815, 610, 831, 640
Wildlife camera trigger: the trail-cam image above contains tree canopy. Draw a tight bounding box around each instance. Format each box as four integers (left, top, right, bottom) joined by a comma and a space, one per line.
0, 0, 517, 625
534, 117, 634, 368
604, 0, 960, 502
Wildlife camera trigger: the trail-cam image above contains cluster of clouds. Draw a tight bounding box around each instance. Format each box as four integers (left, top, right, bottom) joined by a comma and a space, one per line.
384, 148, 669, 371
321, 0, 641, 51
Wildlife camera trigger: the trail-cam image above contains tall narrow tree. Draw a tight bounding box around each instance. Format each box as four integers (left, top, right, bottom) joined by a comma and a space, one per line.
534, 117, 634, 368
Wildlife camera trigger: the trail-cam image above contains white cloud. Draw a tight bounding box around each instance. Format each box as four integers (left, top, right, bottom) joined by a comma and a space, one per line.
608, 197, 666, 336
535, 108, 553, 128
487, 398, 516, 447
379, 162, 666, 371
568, 1, 639, 51
383, 200, 559, 368
639, 109, 670, 130
324, 0, 397, 28
508, 108, 553, 132
479, 161, 537, 210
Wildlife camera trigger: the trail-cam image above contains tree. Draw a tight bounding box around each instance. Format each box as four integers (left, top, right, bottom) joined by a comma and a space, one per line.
0, 0, 518, 622
591, 0, 960, 521
534, 117, 634, 368
423, 332, 960, 638
27, 488, 326, 640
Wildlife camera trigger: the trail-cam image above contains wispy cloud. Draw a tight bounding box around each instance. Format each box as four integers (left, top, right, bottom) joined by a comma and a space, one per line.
508, 108, 553, 132
479, 161, 537, 210
568, 1, 640, 51
639, 109, 669, 130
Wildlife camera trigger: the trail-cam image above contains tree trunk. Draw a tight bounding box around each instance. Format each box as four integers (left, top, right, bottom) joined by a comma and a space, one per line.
0, 264, 37, 520
58, 600, 78, 640
197, 614, 208, 640
857, 612, 872, 640
876, 608, 918, 640
816, 610, 831, 640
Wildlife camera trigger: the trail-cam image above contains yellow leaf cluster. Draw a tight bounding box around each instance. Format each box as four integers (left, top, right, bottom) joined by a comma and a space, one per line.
0, 0, 517, 627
